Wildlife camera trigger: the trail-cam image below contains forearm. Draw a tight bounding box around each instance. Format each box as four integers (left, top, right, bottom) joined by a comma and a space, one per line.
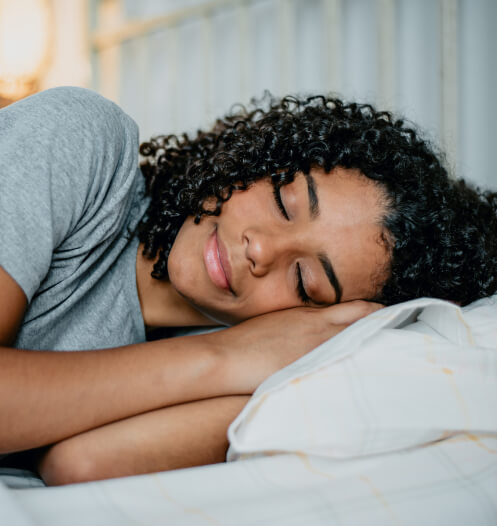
0, 334, 240, 454
1, 302, 371, 454
38, 395, 251, 486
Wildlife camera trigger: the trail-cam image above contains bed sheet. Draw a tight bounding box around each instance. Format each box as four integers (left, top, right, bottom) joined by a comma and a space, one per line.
2, 296, 496, 525
2, 434, 497, 526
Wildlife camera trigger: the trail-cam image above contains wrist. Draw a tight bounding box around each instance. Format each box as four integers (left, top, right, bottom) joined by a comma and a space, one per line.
200, 329, 257, 396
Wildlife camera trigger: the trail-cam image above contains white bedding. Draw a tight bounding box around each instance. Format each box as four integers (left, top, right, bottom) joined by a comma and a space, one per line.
2, 296, 496, 525
3, 439, 497, 526
228, 296, 497, 460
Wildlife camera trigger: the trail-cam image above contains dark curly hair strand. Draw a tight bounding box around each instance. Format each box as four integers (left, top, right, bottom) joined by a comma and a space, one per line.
137, 94, 497, 307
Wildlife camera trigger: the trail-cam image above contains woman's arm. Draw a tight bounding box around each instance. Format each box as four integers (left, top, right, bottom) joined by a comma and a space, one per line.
1, 265, 245, 454
0, 265, 27, 346
1, 266, 381, 455
38, 395, 251, 486
0, 267, 234, 453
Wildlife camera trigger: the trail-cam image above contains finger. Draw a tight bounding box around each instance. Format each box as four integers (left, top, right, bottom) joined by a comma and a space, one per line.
363, 301, 385, 313
325, 300, 384, 325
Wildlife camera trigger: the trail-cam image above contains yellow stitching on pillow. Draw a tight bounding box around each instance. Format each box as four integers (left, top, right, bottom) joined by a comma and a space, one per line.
292, 379, 317, 443
442, 367, 471, 428
243, 393, 269, 425
466, 433, 497, 454
360, 475, 401, 524
424, 334, 437, 364
455, 309, 475, 346
150, 473, 222, 525
294, 451, 335, 480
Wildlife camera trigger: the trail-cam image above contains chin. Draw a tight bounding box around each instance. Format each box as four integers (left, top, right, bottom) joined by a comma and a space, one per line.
167, 271, 233, 326
185, 294, 236, 327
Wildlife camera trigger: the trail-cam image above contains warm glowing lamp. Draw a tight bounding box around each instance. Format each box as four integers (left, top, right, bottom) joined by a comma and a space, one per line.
0, 0, 52, 103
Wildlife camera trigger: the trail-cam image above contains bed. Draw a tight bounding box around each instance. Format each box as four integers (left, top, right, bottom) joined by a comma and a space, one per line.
2, 296, 497, 525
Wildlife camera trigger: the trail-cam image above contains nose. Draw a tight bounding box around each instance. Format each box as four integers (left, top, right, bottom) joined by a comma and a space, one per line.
244, 227, 296, 277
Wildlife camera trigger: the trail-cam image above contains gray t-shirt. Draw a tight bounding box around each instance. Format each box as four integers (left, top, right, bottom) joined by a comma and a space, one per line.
0, 87, 149, 350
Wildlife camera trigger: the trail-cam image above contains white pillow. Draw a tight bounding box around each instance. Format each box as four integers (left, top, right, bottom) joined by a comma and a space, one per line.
227, 296, 497, 461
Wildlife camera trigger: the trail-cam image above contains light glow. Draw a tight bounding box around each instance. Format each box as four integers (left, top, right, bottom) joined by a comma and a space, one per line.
0, 0, 52, 99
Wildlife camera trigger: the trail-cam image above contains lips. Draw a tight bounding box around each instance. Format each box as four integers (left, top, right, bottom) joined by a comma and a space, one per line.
204, 228, 232, 292
217, 233, 234, 292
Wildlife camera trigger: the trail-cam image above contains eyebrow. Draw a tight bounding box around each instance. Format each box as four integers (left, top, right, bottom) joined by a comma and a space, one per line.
305, 173, 319, 219
304, 173, 343, 303
318, 253, 343, 304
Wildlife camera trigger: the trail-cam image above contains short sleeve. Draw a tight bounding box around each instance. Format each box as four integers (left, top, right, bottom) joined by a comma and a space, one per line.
0, 87, 140, 302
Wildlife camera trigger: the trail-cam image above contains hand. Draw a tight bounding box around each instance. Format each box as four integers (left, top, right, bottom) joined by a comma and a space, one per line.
207, 300, 383, 394
321, 299, 384, 326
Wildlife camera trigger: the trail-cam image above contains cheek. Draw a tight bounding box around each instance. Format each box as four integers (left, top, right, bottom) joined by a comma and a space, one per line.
230, 279, 299, 320
167, 247, 193, 292
167, 250, 194, 302
167, 220, 202, 292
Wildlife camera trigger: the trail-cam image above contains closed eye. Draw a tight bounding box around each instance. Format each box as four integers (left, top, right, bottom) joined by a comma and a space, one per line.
273, 186, 289, 220
296, 263, 312, 304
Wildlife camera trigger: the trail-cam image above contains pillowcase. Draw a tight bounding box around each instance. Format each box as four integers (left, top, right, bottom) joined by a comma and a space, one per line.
227, 296, 497, 461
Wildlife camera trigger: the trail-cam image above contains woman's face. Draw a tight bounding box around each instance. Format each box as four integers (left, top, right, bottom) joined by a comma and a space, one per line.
167, 166, 391, 325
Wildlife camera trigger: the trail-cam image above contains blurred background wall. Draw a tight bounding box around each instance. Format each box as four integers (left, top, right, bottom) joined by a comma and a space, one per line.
0, 0, 495, 189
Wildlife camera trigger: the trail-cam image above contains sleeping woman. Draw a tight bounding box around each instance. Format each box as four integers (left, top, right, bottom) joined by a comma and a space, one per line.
0, 87, 496, 486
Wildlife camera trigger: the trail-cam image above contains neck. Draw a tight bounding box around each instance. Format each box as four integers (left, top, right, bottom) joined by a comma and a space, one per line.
135, 243, 217, 329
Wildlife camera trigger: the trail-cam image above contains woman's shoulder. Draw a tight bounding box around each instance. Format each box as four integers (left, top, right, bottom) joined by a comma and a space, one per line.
2, 86, 138, 143
0, 87, 143, 305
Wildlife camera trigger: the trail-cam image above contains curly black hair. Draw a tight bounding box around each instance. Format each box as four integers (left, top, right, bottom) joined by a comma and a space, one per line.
137, 94, 497, 307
